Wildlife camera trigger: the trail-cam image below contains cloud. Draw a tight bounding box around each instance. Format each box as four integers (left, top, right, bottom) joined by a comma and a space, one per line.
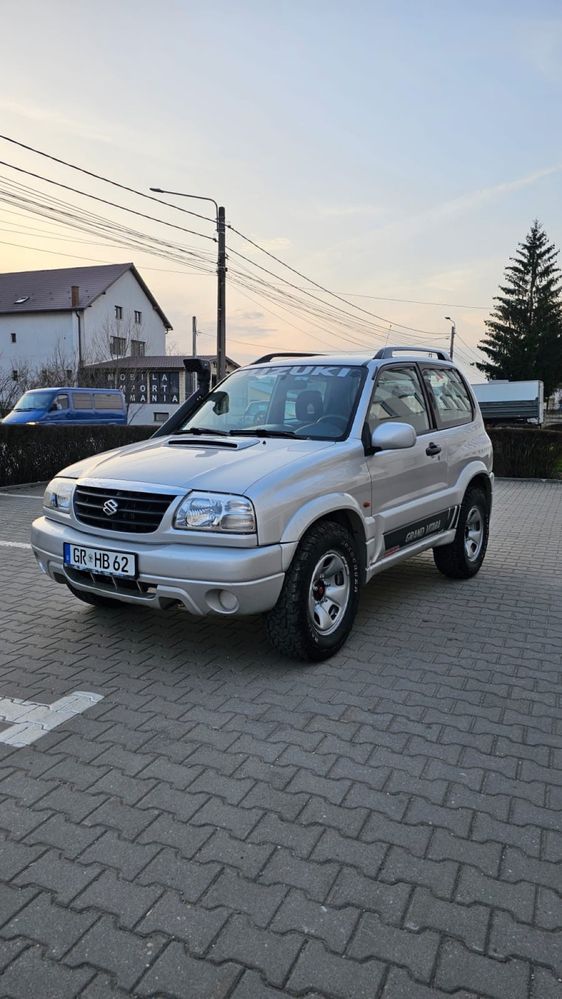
236, 310, 265, 321
316, 203, 381, 219
0, 98, 114, 145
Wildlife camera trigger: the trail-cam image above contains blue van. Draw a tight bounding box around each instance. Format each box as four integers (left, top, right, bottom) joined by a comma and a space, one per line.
2, 387, 127, 425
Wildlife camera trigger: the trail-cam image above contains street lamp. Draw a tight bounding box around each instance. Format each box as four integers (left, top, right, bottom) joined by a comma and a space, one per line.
150, 187, 227, 381
444, 316, 456, 359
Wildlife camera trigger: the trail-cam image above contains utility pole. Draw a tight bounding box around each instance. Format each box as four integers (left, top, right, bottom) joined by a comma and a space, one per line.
149, 187, 227, 382
216, 206, 227, 381
192, 315, 198, 357
191, 316, 198, 394
444, 315, 456, 359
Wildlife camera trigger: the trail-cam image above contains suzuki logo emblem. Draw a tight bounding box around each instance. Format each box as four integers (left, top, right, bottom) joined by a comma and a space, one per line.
102, 499, 119, 516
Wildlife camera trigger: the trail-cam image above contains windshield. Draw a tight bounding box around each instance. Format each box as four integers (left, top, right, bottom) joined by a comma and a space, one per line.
177, 364, 366, 440
14, 390, 55, 412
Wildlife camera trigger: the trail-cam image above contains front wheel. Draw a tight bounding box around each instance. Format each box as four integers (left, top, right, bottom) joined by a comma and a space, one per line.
433, 487, 489, 579
265, 521, 360, 661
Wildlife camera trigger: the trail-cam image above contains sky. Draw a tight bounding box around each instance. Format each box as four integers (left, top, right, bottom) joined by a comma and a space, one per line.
1, 0, 562, 377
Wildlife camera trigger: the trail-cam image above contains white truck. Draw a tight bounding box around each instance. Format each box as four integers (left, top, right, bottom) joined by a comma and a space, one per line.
471, 380, 544, 427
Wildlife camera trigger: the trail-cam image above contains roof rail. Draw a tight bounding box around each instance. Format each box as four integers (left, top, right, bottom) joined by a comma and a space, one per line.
251, 352, 324, 365
374, 346, 451, 361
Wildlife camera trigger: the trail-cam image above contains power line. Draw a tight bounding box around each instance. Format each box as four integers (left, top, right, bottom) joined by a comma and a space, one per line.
334, 291, 491, 310
0, 134, 217, 225
0, 159, 216, 243
226, 224, 443, 337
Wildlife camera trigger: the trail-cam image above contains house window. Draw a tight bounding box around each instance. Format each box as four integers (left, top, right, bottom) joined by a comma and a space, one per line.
134, 310, 142, 324
131, 340, 145, 357
10, 332, 16, 343
11, 370, 18, 381
115, 305, 123, 320
110, 336, 127, 356
154, 412, 169, 423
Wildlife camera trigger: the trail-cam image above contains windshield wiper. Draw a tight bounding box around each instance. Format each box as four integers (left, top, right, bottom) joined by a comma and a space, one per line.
231, 428, 298, 438
173, 427, 229, 437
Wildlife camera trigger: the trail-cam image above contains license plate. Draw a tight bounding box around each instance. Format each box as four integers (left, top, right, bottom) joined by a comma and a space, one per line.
64, 543, 137, 578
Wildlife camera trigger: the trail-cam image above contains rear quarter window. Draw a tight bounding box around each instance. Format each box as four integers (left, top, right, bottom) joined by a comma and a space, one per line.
422, 367, 474, 429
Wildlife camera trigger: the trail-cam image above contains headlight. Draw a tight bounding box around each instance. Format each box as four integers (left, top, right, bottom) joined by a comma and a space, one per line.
43, 477, 74, 513
174, 491, 256, 533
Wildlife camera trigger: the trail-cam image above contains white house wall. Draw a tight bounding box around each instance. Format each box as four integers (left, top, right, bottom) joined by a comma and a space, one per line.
0, 312, 76, 379
82, 270, 167, 358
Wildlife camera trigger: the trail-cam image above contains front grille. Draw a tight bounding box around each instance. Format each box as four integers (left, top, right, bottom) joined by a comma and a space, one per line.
74, 485, 175, 533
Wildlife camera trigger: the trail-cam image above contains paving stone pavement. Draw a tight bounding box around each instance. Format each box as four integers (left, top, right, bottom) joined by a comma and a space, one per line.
0, 479, 561, 999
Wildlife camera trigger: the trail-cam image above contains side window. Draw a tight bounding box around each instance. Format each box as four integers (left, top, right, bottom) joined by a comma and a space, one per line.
72, 392, 93, 410
51, 393, 69, 411
422, 367, 473, 428
94, 393, 121, 411
368, 367, 430, 435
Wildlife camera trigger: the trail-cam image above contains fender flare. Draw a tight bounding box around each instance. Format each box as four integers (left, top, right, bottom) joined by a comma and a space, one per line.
280, 493, 368, 554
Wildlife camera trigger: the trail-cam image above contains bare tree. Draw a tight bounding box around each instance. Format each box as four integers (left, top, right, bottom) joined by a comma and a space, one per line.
0, 355, 34, 414
80, 314, 148, 421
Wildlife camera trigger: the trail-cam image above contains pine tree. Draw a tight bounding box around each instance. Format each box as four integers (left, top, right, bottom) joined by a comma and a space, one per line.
476, 221, 562, 399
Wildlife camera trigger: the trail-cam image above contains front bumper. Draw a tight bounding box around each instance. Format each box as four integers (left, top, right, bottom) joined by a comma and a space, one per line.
31, 515, 292, 616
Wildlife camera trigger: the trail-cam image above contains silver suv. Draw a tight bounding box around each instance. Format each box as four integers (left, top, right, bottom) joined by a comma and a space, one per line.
31, 347, 493, 661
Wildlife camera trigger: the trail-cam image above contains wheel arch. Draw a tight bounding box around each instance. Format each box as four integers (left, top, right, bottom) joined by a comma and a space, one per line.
466, 471, 493, 513
281, 498, 368, 580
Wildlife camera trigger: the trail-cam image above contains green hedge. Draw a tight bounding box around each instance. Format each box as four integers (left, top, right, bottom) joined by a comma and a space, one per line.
1, 423, 561, 488
487, 427, 562, 479
0, 424, 154, 487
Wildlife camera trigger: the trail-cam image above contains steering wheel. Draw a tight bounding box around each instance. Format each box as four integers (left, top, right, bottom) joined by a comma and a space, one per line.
312, 414, 348, 432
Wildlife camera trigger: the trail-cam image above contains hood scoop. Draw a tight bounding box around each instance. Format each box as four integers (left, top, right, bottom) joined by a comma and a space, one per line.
167, 436, 259, 450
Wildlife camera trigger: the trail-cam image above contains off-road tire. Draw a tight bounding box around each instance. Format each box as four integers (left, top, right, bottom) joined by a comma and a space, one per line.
265, 520, 360, 661
433, 486, 489, 579
66, 584, 122, 608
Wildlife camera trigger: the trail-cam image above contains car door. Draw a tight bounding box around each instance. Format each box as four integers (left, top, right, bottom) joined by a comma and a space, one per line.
44, 392, 70, 424
367, 364, 450, 560
419, 364, 477, 492
70, 391, 94, 424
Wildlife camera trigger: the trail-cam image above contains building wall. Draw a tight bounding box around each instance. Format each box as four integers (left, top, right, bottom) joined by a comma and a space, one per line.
0, 311, 76, 380
82, 270, 167, 359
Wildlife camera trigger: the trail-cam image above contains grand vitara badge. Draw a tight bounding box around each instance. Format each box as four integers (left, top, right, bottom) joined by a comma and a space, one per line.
102, 499, 119, 516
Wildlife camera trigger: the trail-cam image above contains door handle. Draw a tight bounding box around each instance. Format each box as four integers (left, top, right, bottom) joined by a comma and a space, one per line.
426, 442, 441, 456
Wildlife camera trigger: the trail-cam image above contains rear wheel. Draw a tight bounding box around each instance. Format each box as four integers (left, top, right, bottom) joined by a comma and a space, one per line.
433, 486, 489, 579
265, 521, 360, 661
66, 584, 121, 608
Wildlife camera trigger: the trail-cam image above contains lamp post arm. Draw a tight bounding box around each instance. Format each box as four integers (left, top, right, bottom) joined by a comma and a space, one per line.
149, 188, 218, 219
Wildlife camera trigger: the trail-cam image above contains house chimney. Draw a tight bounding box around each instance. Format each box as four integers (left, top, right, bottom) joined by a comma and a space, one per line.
71, 285, 80, 307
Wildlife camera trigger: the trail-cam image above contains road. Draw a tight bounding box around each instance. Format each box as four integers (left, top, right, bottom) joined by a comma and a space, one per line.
0, 479, 561, 998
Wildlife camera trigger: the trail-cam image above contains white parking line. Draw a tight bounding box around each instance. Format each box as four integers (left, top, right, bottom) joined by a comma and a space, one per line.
0, 691, 104, 747
0, 494, 43, 499
0, 541, 31, 549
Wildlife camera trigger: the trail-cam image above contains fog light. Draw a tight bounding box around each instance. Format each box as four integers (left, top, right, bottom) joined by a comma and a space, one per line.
218, 590, 238, 612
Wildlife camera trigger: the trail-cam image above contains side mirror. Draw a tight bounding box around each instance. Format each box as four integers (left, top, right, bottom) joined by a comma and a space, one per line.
371, 421, 416, 451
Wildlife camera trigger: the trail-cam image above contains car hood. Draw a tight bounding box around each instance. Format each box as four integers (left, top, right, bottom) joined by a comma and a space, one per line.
2, 408, 47, 424
61, 434, 336, 495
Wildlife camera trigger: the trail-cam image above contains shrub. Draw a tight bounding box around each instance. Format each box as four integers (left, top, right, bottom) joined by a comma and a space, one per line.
487, 427, 562, 479
0, 424, 154, 487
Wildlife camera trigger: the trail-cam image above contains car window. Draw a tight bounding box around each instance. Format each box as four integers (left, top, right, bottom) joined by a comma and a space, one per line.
368, 366, 430, 435
52, 394, 69, 410
179, 364, 365, 440
94, 392, 121, 411
72, 392, 93, 410
422, 367, 473, 428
